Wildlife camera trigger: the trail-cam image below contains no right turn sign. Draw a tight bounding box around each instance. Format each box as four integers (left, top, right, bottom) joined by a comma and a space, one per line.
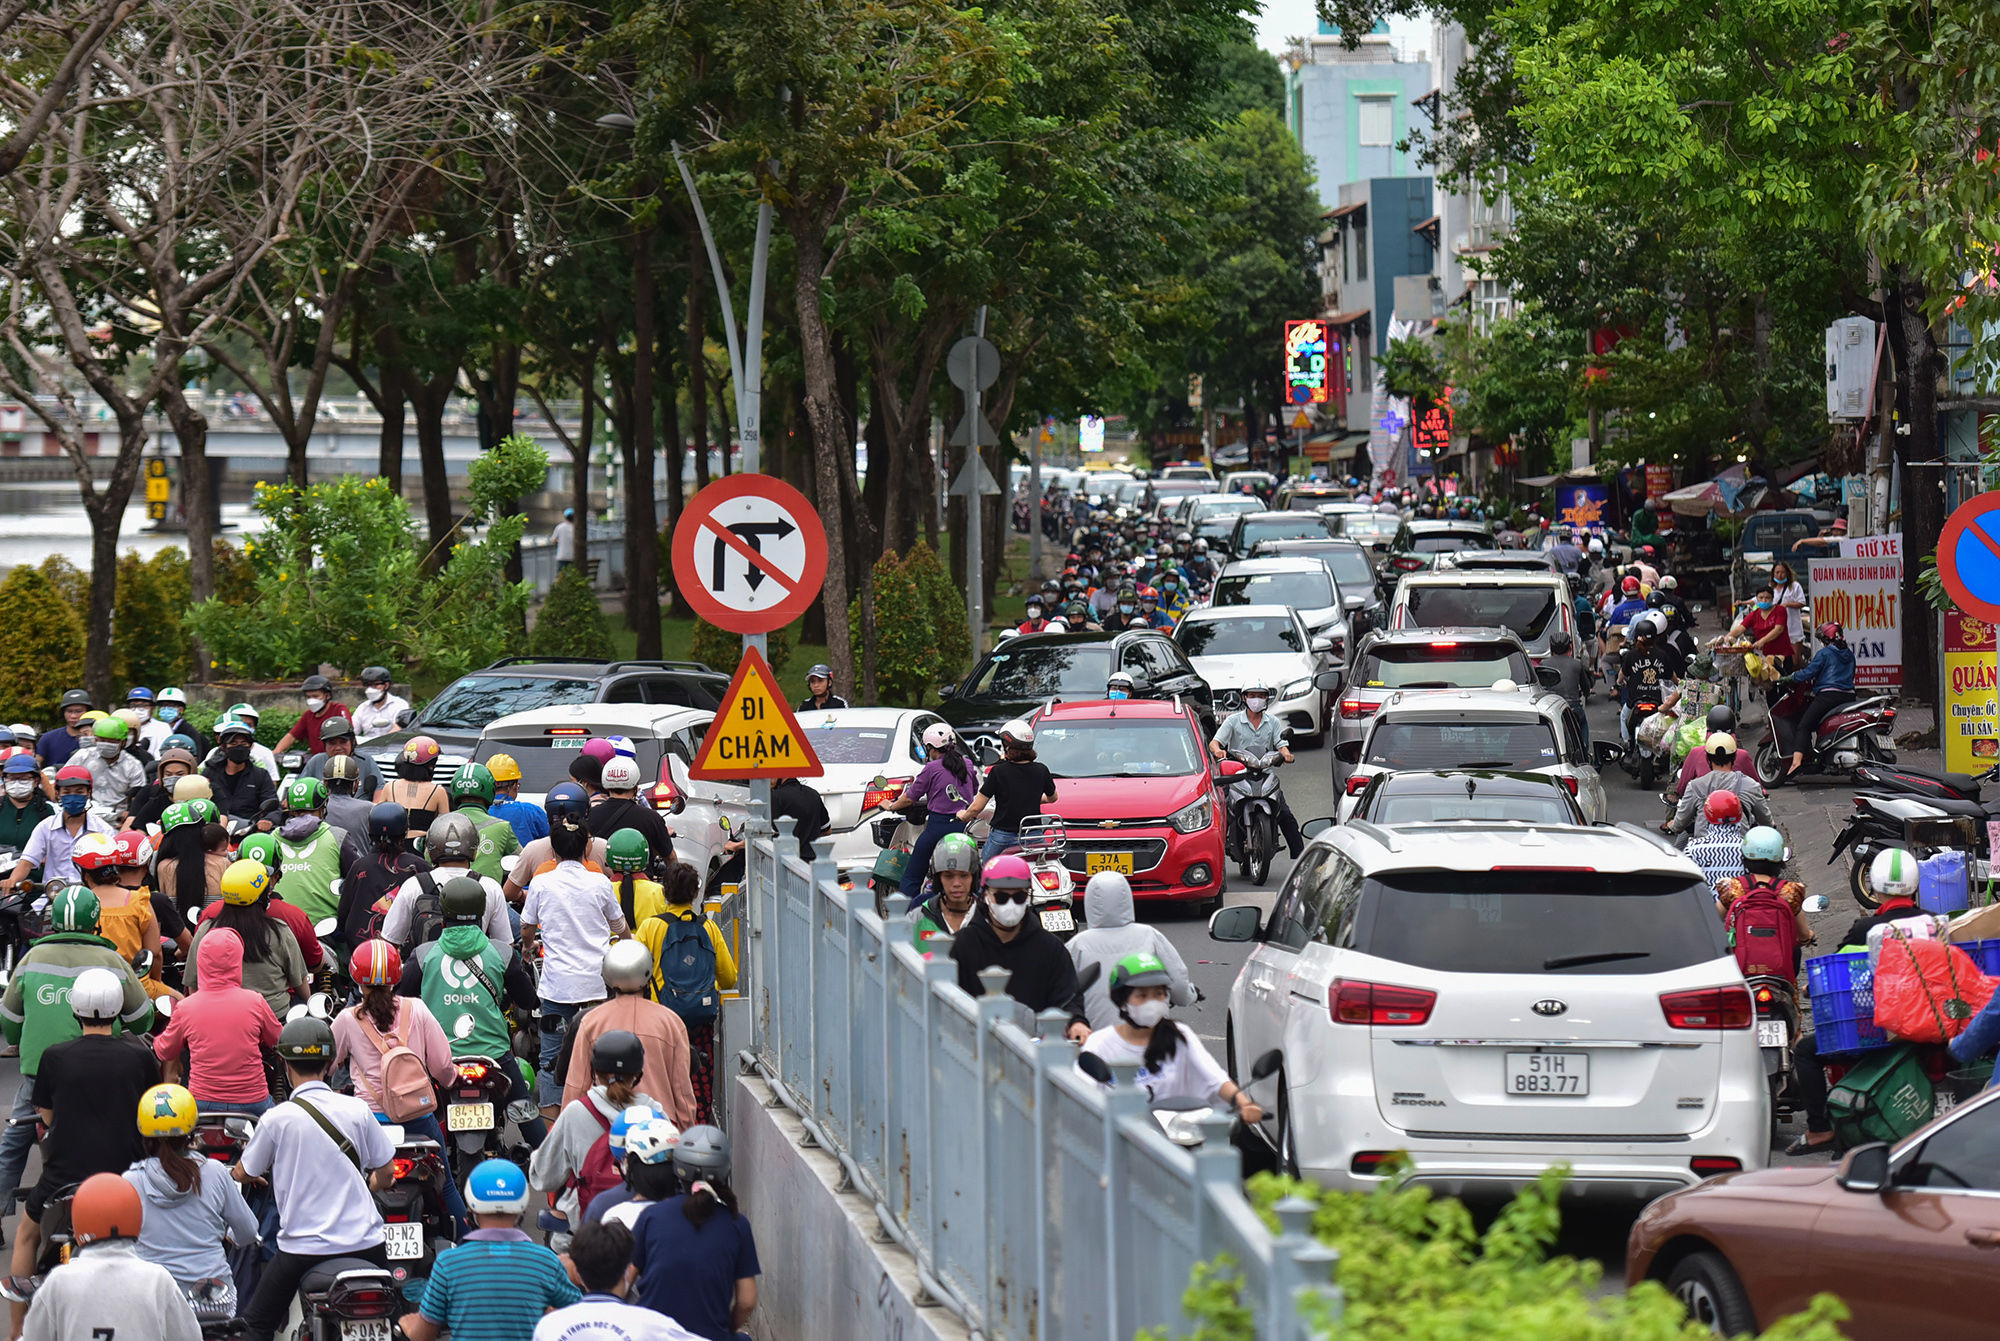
670, 476, 829, 635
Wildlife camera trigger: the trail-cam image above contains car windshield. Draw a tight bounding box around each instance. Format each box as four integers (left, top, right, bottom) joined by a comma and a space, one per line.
475, 737, 663, 793
1214, 569, 1334, 610
1176, 616, 1303, 657
1035, 720, 1204, 777
1357, 871, 1726, 975
1359, 643, 1532, 689
802, 726, 898, 766
1364, 718, 1558, 770
422, 675, 597, 729
1407, 586, 1561, 641
1334, 514, 1399, 538
1191, 498, 1262, 522
1238, 517, 1330, 548
1286, 495, 1344, 512
1317, 546, 1376, 592
1412, 532, 1496, 554
964, 645, 1116, 699
1367, 781, 1577, 825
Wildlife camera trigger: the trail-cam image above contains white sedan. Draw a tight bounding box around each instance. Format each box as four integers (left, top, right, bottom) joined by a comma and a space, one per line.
1172, 604, 1333, 746
799, 707, 956, 879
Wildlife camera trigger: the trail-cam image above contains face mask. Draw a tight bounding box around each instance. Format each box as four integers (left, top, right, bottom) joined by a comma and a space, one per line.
1107, 689, 1128, 701
4, 780, 33, 800
1119, 604, 1134, 615
365, 686, 385, 702
1755, 600, 1772, 611
225, 744, 252, 764
157, 706, 180, 723
988, 897, 1028, 929
98, 742, 121, 760
305, 697, 326, 713
1125, 999, 1170, 1029
1244, 696, 1269, 713
129, 707, 150, 722
59, 794, 88, 816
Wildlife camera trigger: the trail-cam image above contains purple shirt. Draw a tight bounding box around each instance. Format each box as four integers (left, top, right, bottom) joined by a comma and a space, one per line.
908, 758, 979, 816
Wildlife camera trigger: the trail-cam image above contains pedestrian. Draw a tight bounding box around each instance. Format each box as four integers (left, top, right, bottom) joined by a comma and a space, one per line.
888, 724, 978, 903
554, 508, 578, 571
533, 1220, 700, 1341
627, 1127, 760, 1341
399, 1159, 580, 1341
955, 720, 1056, 864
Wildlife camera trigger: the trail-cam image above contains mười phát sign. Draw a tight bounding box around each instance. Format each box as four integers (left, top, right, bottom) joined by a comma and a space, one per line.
1806, 555, 1902, 689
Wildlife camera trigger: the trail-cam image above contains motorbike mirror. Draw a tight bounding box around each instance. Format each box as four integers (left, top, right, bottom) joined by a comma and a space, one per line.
313, 916, 338, 939
132, 950, 154, 977
1838, 1142, 1892, 1194
1300, 817, 1336, 839
1591, 740, 1625, 768
1208, 903, 1262, 943
285, 1002, 307, 1023
1333, 741, 1363, 765
1219, 759, 1246, 778
1153, 1096, 1209, 1112
1074, 960, 1103, 992
306, 991, 333, 1021
1802, 894, 1831, 913
1249, 1049, 1283, 1083
152, 995, 172, 1019
381, 1124, 406, 1147
222, 1116, 256, 1139
978, 746, 1001, 768
1076, 1052, 1114, 1084
500, 853, 520, 874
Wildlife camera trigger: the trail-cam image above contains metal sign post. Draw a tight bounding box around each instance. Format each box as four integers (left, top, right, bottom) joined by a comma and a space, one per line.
948, 315, 1001, 655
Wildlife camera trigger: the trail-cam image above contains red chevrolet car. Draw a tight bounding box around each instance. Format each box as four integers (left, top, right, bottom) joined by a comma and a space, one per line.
1025, 698, 1227, 910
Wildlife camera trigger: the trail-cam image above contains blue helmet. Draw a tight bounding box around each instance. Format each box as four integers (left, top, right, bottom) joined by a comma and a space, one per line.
0, 727, 14, 746
545, 781, 590, 823
463, 1158, 528, 1215
609, 1102, 662, 1156
125, 687, 154, 702
3, 754, 34, 774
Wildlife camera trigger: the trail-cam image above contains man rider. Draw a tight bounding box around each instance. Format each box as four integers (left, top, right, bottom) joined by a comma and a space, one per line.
4, 766, 113, 893
0, 753, 53, 854
273, 674, 350, 757
301, 716, 385, 794
1617, 613, 1686, 748
912, 832, 981, 950
204, 718, 277, 829
447, 763, 524, 885
485, 753, 549, 845
35, 689, 94, 770
124, 686, 172, 756
1016, 595, 1052, 636
1136, 590, 1174, 631
948, 854, 1089, 1041
273, 777, 358, 923
350, 665, 410, 744
797, 665, 848, 712
1208, 683, 1303, 859
1098, 585, 1144, 633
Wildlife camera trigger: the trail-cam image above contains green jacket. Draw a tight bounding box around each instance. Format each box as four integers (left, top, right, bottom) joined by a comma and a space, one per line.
457, 804, 521, 885
0, 797, 52, 856
0, 932, 152, 1075
419, 925, 515, 1062
276, 818, 347, 921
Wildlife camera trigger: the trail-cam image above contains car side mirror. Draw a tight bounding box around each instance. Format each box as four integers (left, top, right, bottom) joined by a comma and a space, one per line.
1802, 894, 1831, 913
1249, 1049, 1283, 1083
1301, 817, 1336, 839
1128, 675, 1155, 696
1592, 741, 1624, 768
1343, 595, 1365, 611
1310, 635, 1335, 654
1536, 666, 1562, 689
1838, 1142, 1892, 1193
394, 708, 416, 729
937, 685, 956, 700
1313, 670, 1344, 693
1219, 759, 1246, 778
1334, 741, 1362, 765
1208, 903, 1262, 943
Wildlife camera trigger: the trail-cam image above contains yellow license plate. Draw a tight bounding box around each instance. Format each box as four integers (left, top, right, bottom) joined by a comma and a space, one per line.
1085, 852, 1133, 874
446, 1102, 494, 1132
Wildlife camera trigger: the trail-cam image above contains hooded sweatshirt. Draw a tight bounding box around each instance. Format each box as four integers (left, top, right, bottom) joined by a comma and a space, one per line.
276, 813, 348, 921
1066, 877, 1197, 1030
0, 932, 152, 1075
950, 907, 1087, 1023
154, 928, 283, 1103
560, 995, 697, 1126
124, 1153, 261, 1286
417, 924, 522, 1062
20, 1238, 201, 1341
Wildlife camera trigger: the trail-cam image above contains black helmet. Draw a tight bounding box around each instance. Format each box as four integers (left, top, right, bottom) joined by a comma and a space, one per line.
302, 674, 333, 694
361, 666, 392, 685
1706, 704, 1736, 734
367, 802, 409, 852
440, 876, 487, 925
589, 1029, 645, 1078
320, 716, 354, 742
1548, 630, 1572, 654
277, 1017, 335, 1063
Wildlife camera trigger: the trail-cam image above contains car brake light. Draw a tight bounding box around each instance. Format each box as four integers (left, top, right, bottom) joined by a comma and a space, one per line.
1330, 980, 1436, 1026
1393, 557, 1422, 570
1345, 775, 1371, 795
1660, 986, 1754, 1030
1557, 776, 1579, 797
1690, 1156, 1743, 1175
1339, 699, 1379, 720
546, 727, 589, 736
863, 777, 913, 813
1350, 1151, 1395, 1174
1430, 641, 1457, 648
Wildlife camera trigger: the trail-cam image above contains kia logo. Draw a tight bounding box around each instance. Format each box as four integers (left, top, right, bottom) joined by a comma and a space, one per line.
1531, 999, 1567, 1017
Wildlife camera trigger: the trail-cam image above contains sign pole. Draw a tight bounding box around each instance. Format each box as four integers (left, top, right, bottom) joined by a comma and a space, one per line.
968, 306, 988, 656
1029, 429, 1042, 585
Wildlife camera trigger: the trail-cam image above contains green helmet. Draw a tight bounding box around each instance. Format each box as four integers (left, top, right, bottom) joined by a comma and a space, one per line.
162, 798, 219, 833
92, 716, 129, 743
606, 828, 650, 874
283, 777, 327, 812
1109, 951, 1172, 995
449, 763, 496, 805
48, 886, 101, 933
214, 714, 253, 741
237, 832, 281, 869
931, 831, 980, 875
228, 702, 260, 723
441, 875, 488, 924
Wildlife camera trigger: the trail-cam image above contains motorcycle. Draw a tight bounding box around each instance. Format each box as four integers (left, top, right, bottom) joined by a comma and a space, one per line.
1014, 814, 1079, 939
1220, 749, 1287, 887
0, 868, 44, 987
865, 812, 990, 919
1830, 793, 1993, 909
1851, 761, 1997, 805
280, 1258, 401, 1341
1755, 684, 1898, 785
442, 1053, 536, 1166
374, 1122, 456, 1308
1749, 972, 1805, 1127
1623, 699, 1667, 788
1076, 1046, 1281, 1174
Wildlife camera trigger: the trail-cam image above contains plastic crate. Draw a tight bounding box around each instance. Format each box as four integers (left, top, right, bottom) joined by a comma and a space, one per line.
1807, 951, 1892, 1054
1959, 937, 2000, 977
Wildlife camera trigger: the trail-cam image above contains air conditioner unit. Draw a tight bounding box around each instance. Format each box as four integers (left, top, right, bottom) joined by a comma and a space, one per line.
1825, 317, 1875, 421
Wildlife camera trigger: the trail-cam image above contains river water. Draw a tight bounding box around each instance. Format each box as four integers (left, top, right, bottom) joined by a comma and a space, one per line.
0, 481, 266, 573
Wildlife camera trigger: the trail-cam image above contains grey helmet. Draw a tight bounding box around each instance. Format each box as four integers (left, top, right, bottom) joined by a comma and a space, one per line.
602, 939, 655, 993
671, 1124, 731, 1185
426, 812, 480, 863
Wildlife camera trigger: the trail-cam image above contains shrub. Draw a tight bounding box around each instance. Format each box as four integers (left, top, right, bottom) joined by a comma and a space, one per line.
0, 565, 86, 722
904, 541, 971, 688
179, 701, 287, 749
849, 549, 938, 706
528, 567, 617, 661
210, 540, 257, 606
688, 618, 792, 677
114, 548, 192, 689
37, 555, 87, 610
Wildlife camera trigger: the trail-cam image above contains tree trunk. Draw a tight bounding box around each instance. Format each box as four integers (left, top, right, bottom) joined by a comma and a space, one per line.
629, 224, 662, 658
377, 372, 406, 495
81, 415, 149, 703
790, 214, 859, 697
157, 385, 213, 680
408, 369, 459, 572
573, 352, 595, 549
1888, 264, 1942, 713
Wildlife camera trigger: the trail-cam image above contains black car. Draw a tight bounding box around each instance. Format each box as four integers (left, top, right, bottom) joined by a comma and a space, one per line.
365, 657, 733, 764
1347, 768, 1588, 827
935, 631, 1215, 754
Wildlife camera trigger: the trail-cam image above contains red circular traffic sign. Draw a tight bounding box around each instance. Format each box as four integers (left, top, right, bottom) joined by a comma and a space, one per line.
1938, 490, 2000, 625
670, 476, 828, 634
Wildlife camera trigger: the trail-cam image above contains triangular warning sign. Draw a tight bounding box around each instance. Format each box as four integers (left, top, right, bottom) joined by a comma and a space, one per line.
687, 646, 825, 781
1290, 410, 1311, 429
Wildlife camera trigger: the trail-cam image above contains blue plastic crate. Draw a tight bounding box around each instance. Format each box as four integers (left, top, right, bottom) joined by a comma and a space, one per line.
1808, 951, 1891, 1054
1961, 938, 2000, 977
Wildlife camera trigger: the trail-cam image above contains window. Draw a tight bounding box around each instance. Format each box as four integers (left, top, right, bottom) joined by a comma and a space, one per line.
1405, 586, 1560, 641
605, 679, 646, 704
1177, 617, 1306, 658
1901, 1100, 2000, 1191
1139, 640, 1187, 682
1364, 718, 1558, 770
1354, 218, 1369, 279
417, 675, 595, 730
1474, 278, 1512, 333
1213, 569, 1335, 611
1357, 97, 1393, 146
646, 678, 694, 707
1357, 643, 1533, 690
1269, 848, 1331, 950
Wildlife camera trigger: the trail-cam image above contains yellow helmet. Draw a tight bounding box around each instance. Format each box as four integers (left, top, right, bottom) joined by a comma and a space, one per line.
483, 752, 522, 784
79, 709, 109, 724
220, 858, 271, 906
137, 1083, 198, 1138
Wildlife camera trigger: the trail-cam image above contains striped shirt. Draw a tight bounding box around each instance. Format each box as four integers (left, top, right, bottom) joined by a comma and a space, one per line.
418, 1230, 580, 1341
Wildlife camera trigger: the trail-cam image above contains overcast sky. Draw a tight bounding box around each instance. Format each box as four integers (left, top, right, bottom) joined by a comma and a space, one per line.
1252, 1, 1434, 59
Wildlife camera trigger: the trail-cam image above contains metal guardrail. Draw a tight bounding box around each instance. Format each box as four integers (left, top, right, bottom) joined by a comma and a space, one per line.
729, 812, 1343, 1341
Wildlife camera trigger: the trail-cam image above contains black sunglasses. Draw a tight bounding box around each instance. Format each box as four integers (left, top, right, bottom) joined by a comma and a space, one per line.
989, 889, 1031, 906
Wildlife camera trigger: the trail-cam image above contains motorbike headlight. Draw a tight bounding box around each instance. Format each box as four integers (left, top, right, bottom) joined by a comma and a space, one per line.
1169, 796, 1214, 834
1281, 678, 1312, 700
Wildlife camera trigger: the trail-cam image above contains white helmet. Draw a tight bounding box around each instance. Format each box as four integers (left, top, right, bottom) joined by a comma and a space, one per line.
602, 939, 655, 992
1870, 847, 1920, 898
1659, 575, 1679, 591
1634, 612, 1667, 638
601, 756, 642, 791
998, 720, 1034, 746
921, 723, 957, 751
623, 1118, 683, 1166
1588, 537, 1605, 554
69, 967, 124, 1023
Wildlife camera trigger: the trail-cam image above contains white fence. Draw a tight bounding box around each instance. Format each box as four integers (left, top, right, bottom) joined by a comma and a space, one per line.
729, 815, 1343, 1340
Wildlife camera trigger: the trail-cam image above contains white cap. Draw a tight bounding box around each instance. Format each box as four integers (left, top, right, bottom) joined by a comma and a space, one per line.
601, 756, 642, 790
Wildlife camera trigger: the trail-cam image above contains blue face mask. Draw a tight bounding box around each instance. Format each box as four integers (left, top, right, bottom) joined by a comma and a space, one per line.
1107, 690, 1129, 700
59, 794, 89, 816
157, 706, 179, 723
1756, 600, 1772, 611
1119, 604, 1134, 615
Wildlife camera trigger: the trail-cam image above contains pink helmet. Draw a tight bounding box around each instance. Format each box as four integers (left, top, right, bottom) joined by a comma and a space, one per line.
581, 738, 616, 765
980, 853, 1032, 891
1816, 621, 1843, 643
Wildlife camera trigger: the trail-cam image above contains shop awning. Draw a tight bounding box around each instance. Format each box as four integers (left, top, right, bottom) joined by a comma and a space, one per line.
1324, 202, 1365, 222
1325, 308, 1370, 327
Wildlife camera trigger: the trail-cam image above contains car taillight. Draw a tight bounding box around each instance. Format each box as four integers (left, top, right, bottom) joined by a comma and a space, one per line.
1558, 776, 1579, 797
1339, 699, 1378, 720
650, 760, 683, 813
1660, 986, 1753, 1030
1345, 775, 1371, 795
863, 777, 913, 813
1430, 640, 1457, 648
1330, 979, 1436, 1026
1393, 557, 1422, 571
1690, 1156, 1743, 1175
1350, 1151, 1396, 1174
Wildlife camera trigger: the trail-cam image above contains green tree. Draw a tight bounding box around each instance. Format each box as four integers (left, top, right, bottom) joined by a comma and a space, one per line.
848, 551, 938, 707
527, 568, 617, 661
0, 565, 86, 721
36, 556, 86, 611
903, 541, 971, 690
689, 620, 793, 678
113, 549, 192, 689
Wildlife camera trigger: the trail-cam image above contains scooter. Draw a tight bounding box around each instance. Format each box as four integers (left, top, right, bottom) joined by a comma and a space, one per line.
1851, 761, 1998, 805
1749, 973, 1805, 1130
442, 1053, 536, 1166
865, 812, 990, 919
1830, 793, 1994, 909
1014, 814, 1079, 939
1755, 684, 1899, 785
374, 1122, 456, 1308
1220, 751, 1287, 887
281, 1258, 401, 1341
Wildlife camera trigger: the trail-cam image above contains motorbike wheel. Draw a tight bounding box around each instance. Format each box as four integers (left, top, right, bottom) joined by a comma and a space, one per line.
1754, 741, 1785, 787
1245, 812, 1273, 886
1637, 754, 1656, 788
1850, 857, 1882, 911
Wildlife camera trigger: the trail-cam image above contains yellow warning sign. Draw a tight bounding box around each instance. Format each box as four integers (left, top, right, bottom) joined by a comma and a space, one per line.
688, 646, 825, 781
145, 476, 171, 502
1290, 410, 1311, 430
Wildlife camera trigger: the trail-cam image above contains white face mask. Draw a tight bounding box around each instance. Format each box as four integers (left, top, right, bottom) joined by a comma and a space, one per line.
1125, 999, 1170, 1029
1244, 696, 1269, 714
4, 780, 33, 799
305, 697, 326, 713
129, 706, 150, 722
365, 687, 385, 702
988, 897, 1028, 928
98, 742, 121, 759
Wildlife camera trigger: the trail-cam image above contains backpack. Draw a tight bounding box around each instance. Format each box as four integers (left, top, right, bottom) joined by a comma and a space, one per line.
354, 999, 438, 1123
403, 871, 446, 949
654, 911, 718, 1024
570, 1099, 623, 1211
1725, 878, 1798, 979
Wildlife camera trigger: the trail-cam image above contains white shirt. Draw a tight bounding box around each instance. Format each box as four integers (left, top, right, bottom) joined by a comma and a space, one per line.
238, 1080, 394, 1255
553, 519, 577, 563
22, 811, 113, 885
533, 1295, 700, 1341
351, 693, 412, 743
135, 716, 173, 756
1775, 579, 1807, 644
1080, 1022, 1230, 1108
522, 860, 627, 1004
381, 868, 511, 947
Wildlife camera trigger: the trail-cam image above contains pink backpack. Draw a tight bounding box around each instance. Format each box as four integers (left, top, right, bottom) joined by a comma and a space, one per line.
356, 1000, 437, 1122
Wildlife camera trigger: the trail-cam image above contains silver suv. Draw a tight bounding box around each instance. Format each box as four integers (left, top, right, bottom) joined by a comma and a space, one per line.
1329, 627, 1532, 781
1388, 568, 1579, 661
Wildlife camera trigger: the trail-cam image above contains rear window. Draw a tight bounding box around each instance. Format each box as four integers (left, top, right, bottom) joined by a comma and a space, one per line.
802, 726, 898, 766
1356, 870, 1727, 975
1406, 586, 1560, 641
1364, 718, 1557, 770
423, 675, 596, 729
1214, 569, 1334, 610
477, 737, 663, 793
1412, 532, 1496, 553
1238, 516, 1332, 547
1358, 643, 1532, 689
965, 645, 1115, 699
1366, 783, 1577, 826
1334, 514, 1399, 538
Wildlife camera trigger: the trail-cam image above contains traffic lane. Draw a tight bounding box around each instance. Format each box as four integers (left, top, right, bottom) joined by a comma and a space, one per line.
0, 1048, 37, 1249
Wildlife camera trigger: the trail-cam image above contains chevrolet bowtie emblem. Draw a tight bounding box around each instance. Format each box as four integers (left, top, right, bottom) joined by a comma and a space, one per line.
1098, 820, 1118, 829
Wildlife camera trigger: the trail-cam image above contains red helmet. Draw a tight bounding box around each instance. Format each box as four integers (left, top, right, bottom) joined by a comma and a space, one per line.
1641, 545, 1655, 556
54, 765, 92, 786
71, 832, 119, 870
71, 1173, 143, 1245
1703, 790, 1744, 825
348, 939, 403, 987
1622, 576, 1641, 594
980, 853, 1033, 891
1817, 621, 1843, 642
111, 830, 155, 867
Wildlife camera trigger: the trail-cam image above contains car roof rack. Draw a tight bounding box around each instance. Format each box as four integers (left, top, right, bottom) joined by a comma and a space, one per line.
1344, 819, 1401, 852
484, 656, 609, 669
605, 660, 719, 674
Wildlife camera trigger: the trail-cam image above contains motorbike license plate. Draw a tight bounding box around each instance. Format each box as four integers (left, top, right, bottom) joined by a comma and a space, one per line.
382, 1222, 423, 1261
1505, 1052, 1588, 1096
1039, 907, 1075, 933
447, 1102, 495, 1132
1085, 852, 1133, 874
1757, 1021, 1788, 1048
342, 1323, 392, 1341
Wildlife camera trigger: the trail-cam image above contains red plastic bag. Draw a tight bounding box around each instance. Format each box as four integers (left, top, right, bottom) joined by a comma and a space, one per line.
1873, 938, 1996, 1043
